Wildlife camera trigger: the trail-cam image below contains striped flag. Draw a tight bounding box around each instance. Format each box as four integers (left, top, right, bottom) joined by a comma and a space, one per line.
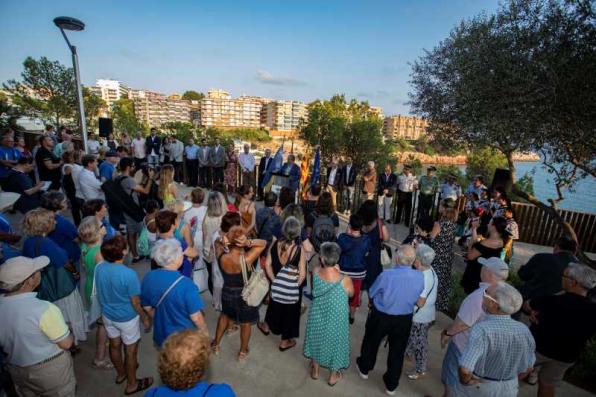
310, 146, 321, 188
300, 153, 310, 199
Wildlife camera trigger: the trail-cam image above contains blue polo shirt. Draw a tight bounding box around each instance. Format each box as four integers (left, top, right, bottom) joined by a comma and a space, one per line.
144, 382, 235, 397
369, 265, 424, 315
141, 269, 204, 346
48, 214, 81, 263
0, 146, 21, 177
99, 161, 115, 181
95, 262, 140, 322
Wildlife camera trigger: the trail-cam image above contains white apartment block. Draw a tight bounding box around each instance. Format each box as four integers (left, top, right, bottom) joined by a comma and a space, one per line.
130, 89, 192, 127
383, 114, 428, 140
264, 100, 307, 131
88, 79, 129, 109
200, 90, 265, 128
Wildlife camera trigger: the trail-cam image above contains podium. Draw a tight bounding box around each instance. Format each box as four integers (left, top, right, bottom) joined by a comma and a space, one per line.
271, 173, 290, 195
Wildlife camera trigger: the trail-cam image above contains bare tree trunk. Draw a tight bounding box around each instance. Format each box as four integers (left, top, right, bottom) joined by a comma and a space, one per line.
506, 152, 593, 267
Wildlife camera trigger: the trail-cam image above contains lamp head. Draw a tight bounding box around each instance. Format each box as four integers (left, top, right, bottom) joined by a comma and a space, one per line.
53, 16, 85, 31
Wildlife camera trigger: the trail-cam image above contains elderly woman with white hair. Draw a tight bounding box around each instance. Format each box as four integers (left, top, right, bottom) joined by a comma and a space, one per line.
456, 282, 535, 397
405, 243, 439, 380
140, 239, 208, 347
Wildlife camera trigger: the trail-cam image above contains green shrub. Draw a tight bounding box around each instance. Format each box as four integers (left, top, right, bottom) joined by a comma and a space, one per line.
569, 337, 596, 381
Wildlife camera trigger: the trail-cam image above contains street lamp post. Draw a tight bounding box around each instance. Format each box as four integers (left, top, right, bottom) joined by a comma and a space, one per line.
53, 16, 88, 153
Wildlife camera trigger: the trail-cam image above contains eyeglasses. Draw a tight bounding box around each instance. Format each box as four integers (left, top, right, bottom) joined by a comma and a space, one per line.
483, 290, 499, 304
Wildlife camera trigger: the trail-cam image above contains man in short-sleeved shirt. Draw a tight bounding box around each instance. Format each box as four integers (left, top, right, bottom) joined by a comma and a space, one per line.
0, 256, 75, 397
99, 151, 119, 181
141, 268, 204, 346
95, 261, 141, 323
35, 135, 62, 190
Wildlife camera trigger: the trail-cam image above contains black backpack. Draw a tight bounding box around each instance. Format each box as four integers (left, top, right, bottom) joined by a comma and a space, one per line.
311, 212, 336, 252
102, 176, 145, 222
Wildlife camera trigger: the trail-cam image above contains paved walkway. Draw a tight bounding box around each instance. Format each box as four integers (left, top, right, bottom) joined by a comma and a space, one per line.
3, 185, 593, 396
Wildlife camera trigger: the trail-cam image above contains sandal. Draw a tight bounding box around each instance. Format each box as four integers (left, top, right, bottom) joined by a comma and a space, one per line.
226, 325, 240, 337
328, 371, 343, 387
124, 377, 153, 395
115, 375, 127, 385
279, 340, 297, 352
237, 350, 249, 362
210, 341, 220, 356
257, 322, 270, 336
92, 359, 114, 370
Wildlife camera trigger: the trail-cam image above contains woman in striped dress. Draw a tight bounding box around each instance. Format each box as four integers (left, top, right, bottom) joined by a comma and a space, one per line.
264, 217, 306, 351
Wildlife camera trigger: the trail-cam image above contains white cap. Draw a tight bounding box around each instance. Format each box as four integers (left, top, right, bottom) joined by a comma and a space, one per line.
0, 256, 50, 286
478, 257, 509, 279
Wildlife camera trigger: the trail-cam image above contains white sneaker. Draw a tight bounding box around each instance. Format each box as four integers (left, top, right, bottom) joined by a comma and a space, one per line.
385, 389, 396, 396
357, 365, 369, 380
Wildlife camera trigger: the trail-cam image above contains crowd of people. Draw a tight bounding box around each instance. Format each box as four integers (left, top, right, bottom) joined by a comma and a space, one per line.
0, 126, 595, 397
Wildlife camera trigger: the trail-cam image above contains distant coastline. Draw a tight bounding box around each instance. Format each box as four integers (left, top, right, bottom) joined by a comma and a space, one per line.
396, 151, 540, 165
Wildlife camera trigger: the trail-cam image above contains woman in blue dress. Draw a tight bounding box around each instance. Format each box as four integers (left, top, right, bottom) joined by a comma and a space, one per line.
81, 198, 117, 240
22, 208, 88, 344
154, 210, 198, 277
41, 191, 81, 266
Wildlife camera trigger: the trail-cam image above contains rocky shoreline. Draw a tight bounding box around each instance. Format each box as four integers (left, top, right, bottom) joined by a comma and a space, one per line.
396, 151, 540, 165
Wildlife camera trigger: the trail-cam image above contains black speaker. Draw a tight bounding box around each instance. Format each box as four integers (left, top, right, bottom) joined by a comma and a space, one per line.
98, 118, 113, 138
491, 168, 512, 194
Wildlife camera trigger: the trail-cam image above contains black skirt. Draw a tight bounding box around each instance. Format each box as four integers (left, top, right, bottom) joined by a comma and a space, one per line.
265, 298, 301, 340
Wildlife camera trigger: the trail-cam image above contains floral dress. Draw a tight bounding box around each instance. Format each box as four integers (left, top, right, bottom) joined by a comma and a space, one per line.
224, 152, 238, 190
430, 219, 457, 312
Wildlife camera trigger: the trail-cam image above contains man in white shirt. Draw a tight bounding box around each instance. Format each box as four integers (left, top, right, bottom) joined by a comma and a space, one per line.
86, 133, 101, 156
325, 158, 341, 208
131, 132, 146, 170
0, 256, 76, 397
238, 144, 256, 189
395, 164, 418, 226
77, 154, 105, 201
184, 139, 200, 187
169, 137, 185, 183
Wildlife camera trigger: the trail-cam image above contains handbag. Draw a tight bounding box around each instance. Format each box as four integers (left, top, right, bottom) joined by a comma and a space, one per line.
378, 219, 392, 267
193, 258, 209, 293
35, 238, 76, 302
156, 276, 185, 308
240, 254, 269, 307
88, 264, 102, 324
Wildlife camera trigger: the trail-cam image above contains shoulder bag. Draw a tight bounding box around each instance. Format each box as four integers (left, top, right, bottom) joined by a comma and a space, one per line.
240, 254, 269, 307
156, 275, 185, 308
88, 263, 102, 324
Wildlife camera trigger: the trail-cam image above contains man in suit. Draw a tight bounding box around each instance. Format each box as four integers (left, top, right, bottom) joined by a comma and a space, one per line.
325, 158, 342, 209
198, 138, 211, 188
378, 163, 397, 223
282, 154, 301, 195
257, 148, 272, 200
341, 156, 358, 215
145, 127, 161, 167
169, 137, 184, 183
210, 138, 226, 185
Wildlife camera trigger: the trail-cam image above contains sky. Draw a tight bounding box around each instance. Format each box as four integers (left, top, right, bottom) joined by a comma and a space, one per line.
0, 0, 500, 115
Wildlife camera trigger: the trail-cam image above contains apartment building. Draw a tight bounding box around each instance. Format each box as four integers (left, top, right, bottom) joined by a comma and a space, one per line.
199, 89, 264, 128
383, 115, 428, 140
88, 79, 129, 109
264, 100, 307, 132
130, 89, 192, 127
